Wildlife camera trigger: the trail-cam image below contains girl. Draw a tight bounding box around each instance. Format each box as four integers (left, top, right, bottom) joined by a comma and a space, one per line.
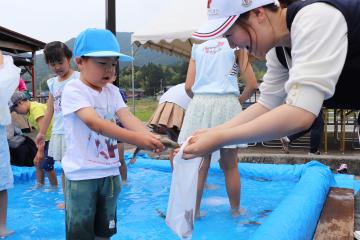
178, 38, 257, 217
35, 41, 79, 208
184, 0, 360, 158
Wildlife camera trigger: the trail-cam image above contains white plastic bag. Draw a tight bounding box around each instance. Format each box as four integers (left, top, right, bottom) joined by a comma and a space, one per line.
165, 138, 202, 239
0, 55, 20, 125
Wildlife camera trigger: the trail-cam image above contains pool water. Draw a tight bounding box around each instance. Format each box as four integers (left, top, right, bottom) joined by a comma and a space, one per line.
7, 162, 297, 240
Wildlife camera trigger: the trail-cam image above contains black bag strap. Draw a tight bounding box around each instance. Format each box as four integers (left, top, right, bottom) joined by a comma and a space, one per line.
275, 47, 291, 70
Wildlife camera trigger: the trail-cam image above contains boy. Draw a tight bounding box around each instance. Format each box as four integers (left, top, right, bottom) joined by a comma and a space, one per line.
10, 91, 58, 188
61, 28, 164, 240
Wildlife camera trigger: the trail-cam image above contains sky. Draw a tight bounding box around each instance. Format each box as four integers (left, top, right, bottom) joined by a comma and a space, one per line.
0, 0, 174, 43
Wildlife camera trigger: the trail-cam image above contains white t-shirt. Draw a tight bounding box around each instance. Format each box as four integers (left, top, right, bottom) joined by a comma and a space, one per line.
191, 38, 240, 96
61, 79, 126, 180
259, 3, 348, 116
159, 83, 191, 110
47, 71, 80, 134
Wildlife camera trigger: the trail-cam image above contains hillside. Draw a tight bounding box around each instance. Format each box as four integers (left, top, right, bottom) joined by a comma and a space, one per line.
33, 32, 266, 91
35, 32, 183, 88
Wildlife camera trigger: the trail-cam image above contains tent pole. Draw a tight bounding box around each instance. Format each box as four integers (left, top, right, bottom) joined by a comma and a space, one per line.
31, 51, 36, 99
131, 43, 135, 114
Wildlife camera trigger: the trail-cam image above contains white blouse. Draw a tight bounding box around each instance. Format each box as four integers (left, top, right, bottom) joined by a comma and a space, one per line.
259, 3, 348, 116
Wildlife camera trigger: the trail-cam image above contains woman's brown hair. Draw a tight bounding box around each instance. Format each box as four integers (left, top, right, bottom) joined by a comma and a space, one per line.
233, 1, 293, 57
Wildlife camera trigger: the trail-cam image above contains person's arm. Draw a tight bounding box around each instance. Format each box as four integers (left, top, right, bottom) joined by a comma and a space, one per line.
76, 107, 164, 151
183, 104, 315, 158
35, 93, 54, 147
34, 116, 46, 166
116, 107, 149, 133
237, 50, 258, 105
184, 59, 196, 98
0, 51, 3, 65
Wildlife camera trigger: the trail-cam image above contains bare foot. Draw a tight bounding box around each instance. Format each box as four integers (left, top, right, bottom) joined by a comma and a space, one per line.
56, 202, 65, 210
0, 226, 14, 238
204, 183, 219, 190
32, 183, 44, 189
195, 210, 207, 220
129, 157, 137, 164
231, 207, 246, 218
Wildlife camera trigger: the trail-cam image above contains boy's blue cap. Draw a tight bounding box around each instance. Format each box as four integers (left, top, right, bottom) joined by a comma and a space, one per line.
73, 28, 134, 62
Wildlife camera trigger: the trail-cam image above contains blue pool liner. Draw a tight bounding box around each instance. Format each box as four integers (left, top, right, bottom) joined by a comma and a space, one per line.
10, 154, 358, 240
249, 161, 333, 240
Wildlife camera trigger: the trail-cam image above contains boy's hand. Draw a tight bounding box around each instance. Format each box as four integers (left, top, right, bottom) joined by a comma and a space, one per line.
35, 133, 45, 148
34, 150, 44, 167
135, 132, 165, 152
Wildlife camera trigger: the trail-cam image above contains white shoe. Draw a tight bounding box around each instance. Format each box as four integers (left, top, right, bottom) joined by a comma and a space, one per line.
308, 151, 320, 156
280, 137, 290, 154
354, 230, 360, 239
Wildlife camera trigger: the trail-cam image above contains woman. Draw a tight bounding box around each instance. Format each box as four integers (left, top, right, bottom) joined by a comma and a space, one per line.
184, 0, 360, 157
178, 37, 257, 217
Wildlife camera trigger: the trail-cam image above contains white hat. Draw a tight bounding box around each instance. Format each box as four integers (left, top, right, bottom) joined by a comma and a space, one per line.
193, 0, 276, 40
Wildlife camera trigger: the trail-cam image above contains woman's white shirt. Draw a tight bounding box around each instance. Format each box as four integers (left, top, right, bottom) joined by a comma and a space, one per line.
259, 3, 348, 116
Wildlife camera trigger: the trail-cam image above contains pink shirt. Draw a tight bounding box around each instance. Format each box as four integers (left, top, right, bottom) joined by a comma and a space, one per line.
18, 77, 27, 91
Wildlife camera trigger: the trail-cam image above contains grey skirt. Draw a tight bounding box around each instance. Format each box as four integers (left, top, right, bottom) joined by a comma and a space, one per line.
178, 94, 247, 148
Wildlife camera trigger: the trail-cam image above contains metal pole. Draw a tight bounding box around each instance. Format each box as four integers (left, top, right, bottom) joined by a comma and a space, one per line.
31, 51, 36, 99
131, 44, 135, 114
106, 0, 120, 86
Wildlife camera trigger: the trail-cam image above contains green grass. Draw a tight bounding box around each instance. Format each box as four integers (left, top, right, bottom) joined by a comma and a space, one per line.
128, 97, 158, 122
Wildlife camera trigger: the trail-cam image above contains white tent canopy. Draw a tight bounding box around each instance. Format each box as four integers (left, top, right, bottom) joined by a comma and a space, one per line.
131, 0, 207, 59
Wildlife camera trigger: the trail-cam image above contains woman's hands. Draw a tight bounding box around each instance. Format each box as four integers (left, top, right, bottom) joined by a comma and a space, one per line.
182, 129, 224, 159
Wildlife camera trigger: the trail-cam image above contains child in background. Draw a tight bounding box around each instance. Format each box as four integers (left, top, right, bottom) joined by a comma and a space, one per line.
18, 70, 27, 92
149, 83, 190, 142
0, 51, 20, 238
111, 74, 128, 184
116, 88, 128, 184
10, 91, 58, 188
35, 41, 79, 208
130, 83, 191, 168
178, 38, 257, 218
61, 28, 164, 239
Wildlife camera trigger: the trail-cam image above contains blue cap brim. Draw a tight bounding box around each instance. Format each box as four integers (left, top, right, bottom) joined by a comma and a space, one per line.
83, 51, 134, 62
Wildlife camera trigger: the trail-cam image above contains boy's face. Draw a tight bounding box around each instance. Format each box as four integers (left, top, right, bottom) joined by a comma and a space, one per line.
48, 57, 71, 78
13, 101, 29, 115
76, 57, 117, 90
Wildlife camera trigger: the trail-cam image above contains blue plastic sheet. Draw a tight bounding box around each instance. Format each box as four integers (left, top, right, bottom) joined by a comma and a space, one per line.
11, 155, 356, 240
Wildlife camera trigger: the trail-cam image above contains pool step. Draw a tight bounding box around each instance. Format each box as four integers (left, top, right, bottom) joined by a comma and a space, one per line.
314, 187, 354, 240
